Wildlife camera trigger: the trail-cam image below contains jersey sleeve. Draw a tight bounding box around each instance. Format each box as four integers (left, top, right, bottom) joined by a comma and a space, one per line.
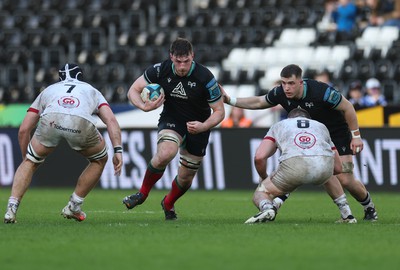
143, 62, 162, 84
28, 91, 45, 114
265, 86, 281, 106
264, 122, 278, 142
206, 77, 221, 103
95, 90, 110, 112
322, 86, 342, 109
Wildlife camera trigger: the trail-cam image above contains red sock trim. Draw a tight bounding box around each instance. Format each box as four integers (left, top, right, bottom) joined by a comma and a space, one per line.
139, 163, 165, 196
164, 177, 190, 210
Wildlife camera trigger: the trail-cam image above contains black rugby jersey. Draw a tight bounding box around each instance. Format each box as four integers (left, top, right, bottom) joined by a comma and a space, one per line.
143, 59, 221, 123
266, 79, 349, 138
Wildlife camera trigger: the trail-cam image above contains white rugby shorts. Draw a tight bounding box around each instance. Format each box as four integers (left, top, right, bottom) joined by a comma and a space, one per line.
270, 156, 334, 193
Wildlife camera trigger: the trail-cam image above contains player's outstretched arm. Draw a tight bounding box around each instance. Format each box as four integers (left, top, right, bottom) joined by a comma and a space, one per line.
219, 84, 271, 109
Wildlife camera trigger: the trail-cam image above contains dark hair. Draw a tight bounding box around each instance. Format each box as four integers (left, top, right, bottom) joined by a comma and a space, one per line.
350, 80, 362, 90
59, 63, 83, 81
280, 64, 303, 79
288, 108, 311, 119
169, 38, 193, 57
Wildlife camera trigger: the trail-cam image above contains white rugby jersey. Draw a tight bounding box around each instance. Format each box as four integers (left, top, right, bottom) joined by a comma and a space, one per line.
264, 117, 336, 162
28, 79, 109, 125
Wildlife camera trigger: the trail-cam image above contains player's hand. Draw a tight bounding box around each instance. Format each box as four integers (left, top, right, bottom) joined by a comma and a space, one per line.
142, 93, 165, 112
187, 121, 205, 134
113, 153, 123, 176
351, 137, 363, 155
219, 84, 230, 104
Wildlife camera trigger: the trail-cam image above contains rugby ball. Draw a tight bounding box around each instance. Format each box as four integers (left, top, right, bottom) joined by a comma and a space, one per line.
140, 83, 164, 102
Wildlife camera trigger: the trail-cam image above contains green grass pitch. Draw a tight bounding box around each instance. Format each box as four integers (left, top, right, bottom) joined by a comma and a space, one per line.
1, 188, 399, 270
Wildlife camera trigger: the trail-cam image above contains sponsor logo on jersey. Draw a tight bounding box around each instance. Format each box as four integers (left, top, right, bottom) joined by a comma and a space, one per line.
171, 82, 188, 99
188, 81, 196, 88
58, 96, 80, 108
294, 131, 316, 149
50, 121, 81, 133
305, 102, 314, 108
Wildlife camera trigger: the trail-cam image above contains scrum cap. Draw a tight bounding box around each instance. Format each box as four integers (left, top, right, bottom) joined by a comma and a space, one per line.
59, 63, 83, 81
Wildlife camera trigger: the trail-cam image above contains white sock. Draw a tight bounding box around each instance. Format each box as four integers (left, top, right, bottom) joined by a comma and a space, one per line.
259, 199, 273, 211
8, 196, 20, 207
272, 194, 290, 209
71, 192, 84, 204
272, 197, 284, 209
334, 194, 353, 218
69, 192, 84, 211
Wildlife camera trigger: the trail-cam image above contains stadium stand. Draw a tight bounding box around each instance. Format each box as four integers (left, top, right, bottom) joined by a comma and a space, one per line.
0, 0, 399, 104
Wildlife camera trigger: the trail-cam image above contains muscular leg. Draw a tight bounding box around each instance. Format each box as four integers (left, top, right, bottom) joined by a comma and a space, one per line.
10, 160, 41, 201
337, 155, 376, 211
139, 140, 178, 198
11, 136, 55, 200
334, 155, 377, 221
140, 130, 181, 199
337, 155, 367, 200
122, 130, 182, 210
163, 150, 202, 211
61, 139, 109, 221
74, 157, 107, 198
323, 175, 355, 221
253, 177, 283, 209
271, 174, 356, 222
5, 136, 55, 223
245, 177, 282, 224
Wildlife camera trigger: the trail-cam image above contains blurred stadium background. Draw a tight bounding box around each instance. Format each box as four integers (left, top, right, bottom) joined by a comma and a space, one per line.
1, 0, 400, 106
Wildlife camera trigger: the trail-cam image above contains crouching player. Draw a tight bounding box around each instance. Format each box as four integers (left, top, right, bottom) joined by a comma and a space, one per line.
245, 108, 356, 224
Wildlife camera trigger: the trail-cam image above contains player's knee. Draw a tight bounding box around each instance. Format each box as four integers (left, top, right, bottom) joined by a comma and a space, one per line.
256, 181, 267, 192
26, 142, 46, 163
152, 149, 177, 167
341, 162, 354, 174
157, 132, 181, 146
86, 145, 108, 162
179, 154, 202, 172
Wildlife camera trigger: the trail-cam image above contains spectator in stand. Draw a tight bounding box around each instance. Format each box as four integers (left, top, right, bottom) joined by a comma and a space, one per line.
317, 0, 338, 33
220, 107, 252, 128
347, 80, 367, 110
317, 0, 359, 41
364, 78, 388, 107
314, 69, 334, 87
365, 0, 400, 28
333, 0, 359, 39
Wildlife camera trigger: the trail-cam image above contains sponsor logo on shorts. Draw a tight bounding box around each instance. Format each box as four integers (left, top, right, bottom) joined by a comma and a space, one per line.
50, 121, 81, 133
58, 96, 80, 108
294, 131, 316, 149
